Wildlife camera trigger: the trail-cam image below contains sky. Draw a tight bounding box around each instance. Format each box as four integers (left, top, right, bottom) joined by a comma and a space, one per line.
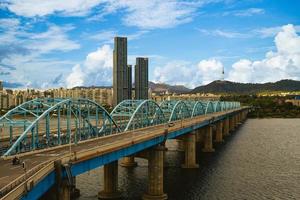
0, 0, 300, 89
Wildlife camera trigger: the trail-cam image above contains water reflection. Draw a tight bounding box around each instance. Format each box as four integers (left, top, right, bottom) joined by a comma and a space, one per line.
77, 119, 300, 200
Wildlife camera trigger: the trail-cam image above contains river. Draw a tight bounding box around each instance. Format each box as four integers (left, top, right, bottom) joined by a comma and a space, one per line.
77, 119, 300, 199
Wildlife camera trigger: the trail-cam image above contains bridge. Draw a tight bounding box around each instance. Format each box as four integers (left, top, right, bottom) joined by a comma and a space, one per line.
0, 98, 249, 200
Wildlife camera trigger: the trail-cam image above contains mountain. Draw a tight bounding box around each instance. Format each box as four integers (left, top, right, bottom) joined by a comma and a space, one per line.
72, 82, 192, 94
190, 79, 300, 94
149, 81, 191, 94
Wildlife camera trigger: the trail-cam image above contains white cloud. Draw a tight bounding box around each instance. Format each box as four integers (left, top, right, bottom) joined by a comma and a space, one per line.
153, 61, 194, 87
153, 58, 223, 88
0, 18, 80, 88
66, 45, 113, 88
255, 25, 300, 38
88, 30, 117, 43
222, 8, 265, 17
154, 24, 300, 87
66, 64, 85, 88
233, 8, 264, 17
110, 0, 199, 29
28, 25, 80, 54
227, 59, 253, 82
199, 28, 249, 38
197, 59, 223, 84
4, 0, 104, 17
88, 30, 148, 43
3, 0, 205, 30
228, 24, 300, 83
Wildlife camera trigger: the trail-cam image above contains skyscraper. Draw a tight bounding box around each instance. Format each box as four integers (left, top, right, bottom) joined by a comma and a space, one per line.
113, 37, 131, 106
135, 57, 148, 99
127, 65, 132, 99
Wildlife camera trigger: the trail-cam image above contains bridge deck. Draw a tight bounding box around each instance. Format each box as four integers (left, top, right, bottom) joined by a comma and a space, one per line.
0, 108, 243, 198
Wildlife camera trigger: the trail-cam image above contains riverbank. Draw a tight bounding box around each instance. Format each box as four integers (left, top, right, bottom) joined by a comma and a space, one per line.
221, 95, 300, 118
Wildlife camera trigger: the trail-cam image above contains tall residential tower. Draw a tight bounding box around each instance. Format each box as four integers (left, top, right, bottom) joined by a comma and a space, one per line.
135, 57, 148, 99
113, 37, 132, 106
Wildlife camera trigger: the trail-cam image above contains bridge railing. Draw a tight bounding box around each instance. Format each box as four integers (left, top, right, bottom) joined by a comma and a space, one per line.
0, 98, 119, 156
0, 98, 240, 157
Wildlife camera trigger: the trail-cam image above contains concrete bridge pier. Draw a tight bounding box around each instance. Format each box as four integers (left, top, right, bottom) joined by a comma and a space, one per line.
42, 160, 72, 200
98, 161, 121, 199
223, 118, 230, 136
196, 128, 204, 144
215, 121, 224, 143
241, 111, 245, 121
242, 110, 248, 121
202, 126, 215, 152
59, 179, 71, 200
234, 114, 239, 128
229, 116, 235, 132
143, 145, 168, 200
120, 156, 137, 167
237, 113, 241, 125
176, 139, 185, 152
55, 161, 71, 200
181, 130, 199, 168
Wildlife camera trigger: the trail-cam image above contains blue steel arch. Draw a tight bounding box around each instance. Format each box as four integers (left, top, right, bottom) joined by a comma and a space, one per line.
0, 98, 241, 156
110, 100, 166, 132
0, 98, 119, 156
159, 100, 191, 122
184, 101, 206, 117
212, 101, 222, 112
201, 101, 214, 114
220, 101, 226, 111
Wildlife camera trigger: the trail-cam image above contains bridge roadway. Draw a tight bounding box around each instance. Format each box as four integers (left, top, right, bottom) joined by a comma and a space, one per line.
0, 107, 245, 200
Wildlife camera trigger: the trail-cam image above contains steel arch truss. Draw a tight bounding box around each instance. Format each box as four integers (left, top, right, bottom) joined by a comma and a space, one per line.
200, 101, 214, 114
110, 100, 166, 132
212, 101, 222, 112
0, 98, 118, 156
184, 101, 206, 117
160, 100, 191, 122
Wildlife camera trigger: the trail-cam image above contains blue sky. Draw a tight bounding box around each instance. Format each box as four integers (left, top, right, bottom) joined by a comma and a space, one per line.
0, 0, 300, 89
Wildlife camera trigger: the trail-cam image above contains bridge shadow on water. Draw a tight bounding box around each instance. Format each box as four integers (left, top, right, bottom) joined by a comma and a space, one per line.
77, 122, 247, 200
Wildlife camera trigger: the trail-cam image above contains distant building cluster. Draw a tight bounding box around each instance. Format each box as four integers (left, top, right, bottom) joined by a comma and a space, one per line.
285, 96, 300, 107
151, 91, 219, 102
0, 84, 113, 112
0, 36, 219, 113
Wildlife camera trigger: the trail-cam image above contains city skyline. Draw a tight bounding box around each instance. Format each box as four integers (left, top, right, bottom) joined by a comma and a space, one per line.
0, 0, 300, 89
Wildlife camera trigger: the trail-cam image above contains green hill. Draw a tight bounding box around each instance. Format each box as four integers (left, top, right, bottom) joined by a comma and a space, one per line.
191, 79, 300, 94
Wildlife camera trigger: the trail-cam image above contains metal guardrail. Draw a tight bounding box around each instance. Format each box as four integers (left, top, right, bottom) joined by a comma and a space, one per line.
0, 107, 248, 199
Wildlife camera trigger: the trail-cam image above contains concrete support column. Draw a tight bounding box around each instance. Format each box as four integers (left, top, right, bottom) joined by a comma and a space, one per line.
242, 111, 246, 121
215, 121, 223, 143
182, 131, 199, 168
50, 160, 71, 200
120, 156, 137, 167
59, 179, 70, 200
229, 117, 234, 132
176, 139, 185, 152
196, 128, 204, 143
202, 126, 215, 152
98, 161, 121, 199
143, 145, 167, 200
223, 118, 230, 136
234, 115, 237, 127
244, 110, 248, 121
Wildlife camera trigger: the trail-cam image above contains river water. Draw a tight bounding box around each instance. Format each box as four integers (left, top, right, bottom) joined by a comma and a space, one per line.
77, 119, 300, 199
